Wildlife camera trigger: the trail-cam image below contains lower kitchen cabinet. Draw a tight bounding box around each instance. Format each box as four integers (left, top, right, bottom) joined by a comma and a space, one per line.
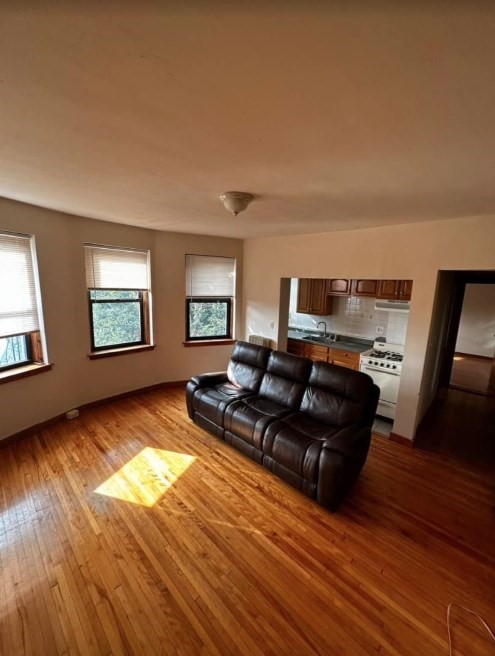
287, 338, 306, 357
329, 347, 360, 370
303, 343, 328, 362
287, 339, 360, 370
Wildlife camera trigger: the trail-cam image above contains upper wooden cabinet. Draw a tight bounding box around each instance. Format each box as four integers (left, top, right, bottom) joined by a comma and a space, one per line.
326, 279, 352, 296
297, 279, 333, 315
377, 280, 413, 301
351, 279, 379, 297
398, 280, 413, 300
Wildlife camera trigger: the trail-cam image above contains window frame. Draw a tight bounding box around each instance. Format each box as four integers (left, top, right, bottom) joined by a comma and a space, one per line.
0, 332, 33, 372
184, 254, 236, 344
0, 230, 48, 382
186, 296, 233, 342
88, 289, 146, 352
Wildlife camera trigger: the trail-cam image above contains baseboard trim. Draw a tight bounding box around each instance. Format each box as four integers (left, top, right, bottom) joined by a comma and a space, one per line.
0, 413, 67, 450
390, 432, 414, 448
0, 380, 188, 449
79, 380, 188, 411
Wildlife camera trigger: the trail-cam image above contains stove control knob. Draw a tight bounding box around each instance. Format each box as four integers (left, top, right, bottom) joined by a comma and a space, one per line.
386, 364, 390, 368
380, 362, 384, 367
392, 365, 397, 369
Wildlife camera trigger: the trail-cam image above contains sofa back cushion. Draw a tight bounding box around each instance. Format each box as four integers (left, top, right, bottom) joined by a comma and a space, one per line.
259, 351, 313, 409
301, 361, 377, 427
227, 341, 271, 393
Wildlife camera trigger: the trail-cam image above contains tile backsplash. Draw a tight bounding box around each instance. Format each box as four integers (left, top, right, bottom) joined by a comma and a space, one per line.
288, 279, 409, 345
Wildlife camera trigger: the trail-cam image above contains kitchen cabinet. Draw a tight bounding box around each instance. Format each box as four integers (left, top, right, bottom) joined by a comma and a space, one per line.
303, 343, 329, 362
297, 279, 333, 315
288, 339, 328, 361
398, 280, 413, 300
288, 339, 330, 362
351, 279, 380, 297
326, 279, 352, 296
328, 347, 360, 370
287, 339, 360, 370
287, 338, 306, 357
377, 280, 413, 300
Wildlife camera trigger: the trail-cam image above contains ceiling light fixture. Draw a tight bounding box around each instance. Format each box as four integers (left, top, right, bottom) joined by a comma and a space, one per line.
220, 191, 253, 216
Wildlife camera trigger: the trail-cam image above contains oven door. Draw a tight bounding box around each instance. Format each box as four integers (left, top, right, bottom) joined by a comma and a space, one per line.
359, 365, 400, 405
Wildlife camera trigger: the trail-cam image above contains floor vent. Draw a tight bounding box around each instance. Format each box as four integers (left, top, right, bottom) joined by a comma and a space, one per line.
248, 335, 271, 348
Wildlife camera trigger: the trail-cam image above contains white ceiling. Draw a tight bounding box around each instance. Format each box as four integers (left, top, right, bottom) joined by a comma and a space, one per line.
1, 3, 495, 239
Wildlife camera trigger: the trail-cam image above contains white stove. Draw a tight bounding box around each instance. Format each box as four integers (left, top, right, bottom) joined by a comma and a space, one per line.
360, 342, 404, 374
359, 341, 404, 420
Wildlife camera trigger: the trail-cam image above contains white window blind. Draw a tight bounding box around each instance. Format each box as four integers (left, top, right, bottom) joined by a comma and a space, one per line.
85, 245, 150, 290
186, 255, 236, 297
0, 232, 40, 337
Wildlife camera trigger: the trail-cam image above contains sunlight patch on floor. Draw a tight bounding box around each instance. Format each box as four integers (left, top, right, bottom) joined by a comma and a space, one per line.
94, 448, 196, 507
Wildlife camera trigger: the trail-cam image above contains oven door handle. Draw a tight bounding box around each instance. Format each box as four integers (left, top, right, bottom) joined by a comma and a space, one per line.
360, 365, 401, 377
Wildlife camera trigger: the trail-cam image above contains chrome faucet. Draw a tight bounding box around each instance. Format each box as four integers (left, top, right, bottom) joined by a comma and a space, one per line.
317, 321, 327, 336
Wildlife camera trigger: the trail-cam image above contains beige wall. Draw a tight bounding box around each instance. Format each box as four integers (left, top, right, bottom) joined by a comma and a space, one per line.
242, 215, 495, 441
455, 284, 495, 357
0, 197, 243, 441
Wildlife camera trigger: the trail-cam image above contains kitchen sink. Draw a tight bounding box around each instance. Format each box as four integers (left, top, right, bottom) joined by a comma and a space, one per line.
302, 334, 331, 344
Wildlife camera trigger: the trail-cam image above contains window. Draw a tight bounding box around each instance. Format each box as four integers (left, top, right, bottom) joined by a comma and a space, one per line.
84, 244, 152, 353
0, 231, 46, 372
185, 255, 235, 341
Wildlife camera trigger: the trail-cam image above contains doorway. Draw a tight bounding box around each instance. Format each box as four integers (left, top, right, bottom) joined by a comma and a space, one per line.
415, 271, 495, 470
449, 283, 495, 396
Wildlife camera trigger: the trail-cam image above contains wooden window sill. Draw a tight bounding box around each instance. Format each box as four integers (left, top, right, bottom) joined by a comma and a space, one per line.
183, 339, 235, 348
0, 363, 53, 385
88, 344, 156, 360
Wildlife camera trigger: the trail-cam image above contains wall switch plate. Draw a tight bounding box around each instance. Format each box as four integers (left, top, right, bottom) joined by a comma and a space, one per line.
376, 325, 384, 335
269, 321, 275, 329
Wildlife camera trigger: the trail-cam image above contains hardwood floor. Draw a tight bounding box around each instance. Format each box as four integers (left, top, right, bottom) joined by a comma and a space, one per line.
415, 388, 495, 471
1, 387, 494, 655
450, 354, 493, 396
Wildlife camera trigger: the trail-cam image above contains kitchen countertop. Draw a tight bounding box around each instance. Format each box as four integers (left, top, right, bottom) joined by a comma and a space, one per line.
288, 329, 373, 353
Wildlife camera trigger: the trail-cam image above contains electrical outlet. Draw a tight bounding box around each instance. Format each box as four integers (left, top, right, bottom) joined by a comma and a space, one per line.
376, 325, 384, 335
269, 321, 275, 329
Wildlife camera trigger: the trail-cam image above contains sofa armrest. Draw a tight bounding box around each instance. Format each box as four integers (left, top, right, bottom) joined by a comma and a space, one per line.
317, 426, 372, 510
321, 425, 371, 458
190, 371, 228, 388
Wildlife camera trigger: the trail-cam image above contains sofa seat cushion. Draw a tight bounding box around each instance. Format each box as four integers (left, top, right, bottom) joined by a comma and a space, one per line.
263, 414, 340, 483
223, 396, 292, 449
192, 383, 252, 426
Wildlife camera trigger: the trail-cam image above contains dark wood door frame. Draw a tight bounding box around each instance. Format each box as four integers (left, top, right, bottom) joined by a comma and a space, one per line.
437, 271, 495, 393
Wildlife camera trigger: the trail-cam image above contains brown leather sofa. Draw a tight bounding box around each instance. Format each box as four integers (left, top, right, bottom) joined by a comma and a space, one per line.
186, 341, 379, 510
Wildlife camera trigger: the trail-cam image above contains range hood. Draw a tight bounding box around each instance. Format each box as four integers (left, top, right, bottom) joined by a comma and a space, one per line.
374, 299, 410, 313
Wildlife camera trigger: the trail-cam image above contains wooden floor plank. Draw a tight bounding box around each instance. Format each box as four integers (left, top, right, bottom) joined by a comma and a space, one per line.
0, 386, 494, 655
